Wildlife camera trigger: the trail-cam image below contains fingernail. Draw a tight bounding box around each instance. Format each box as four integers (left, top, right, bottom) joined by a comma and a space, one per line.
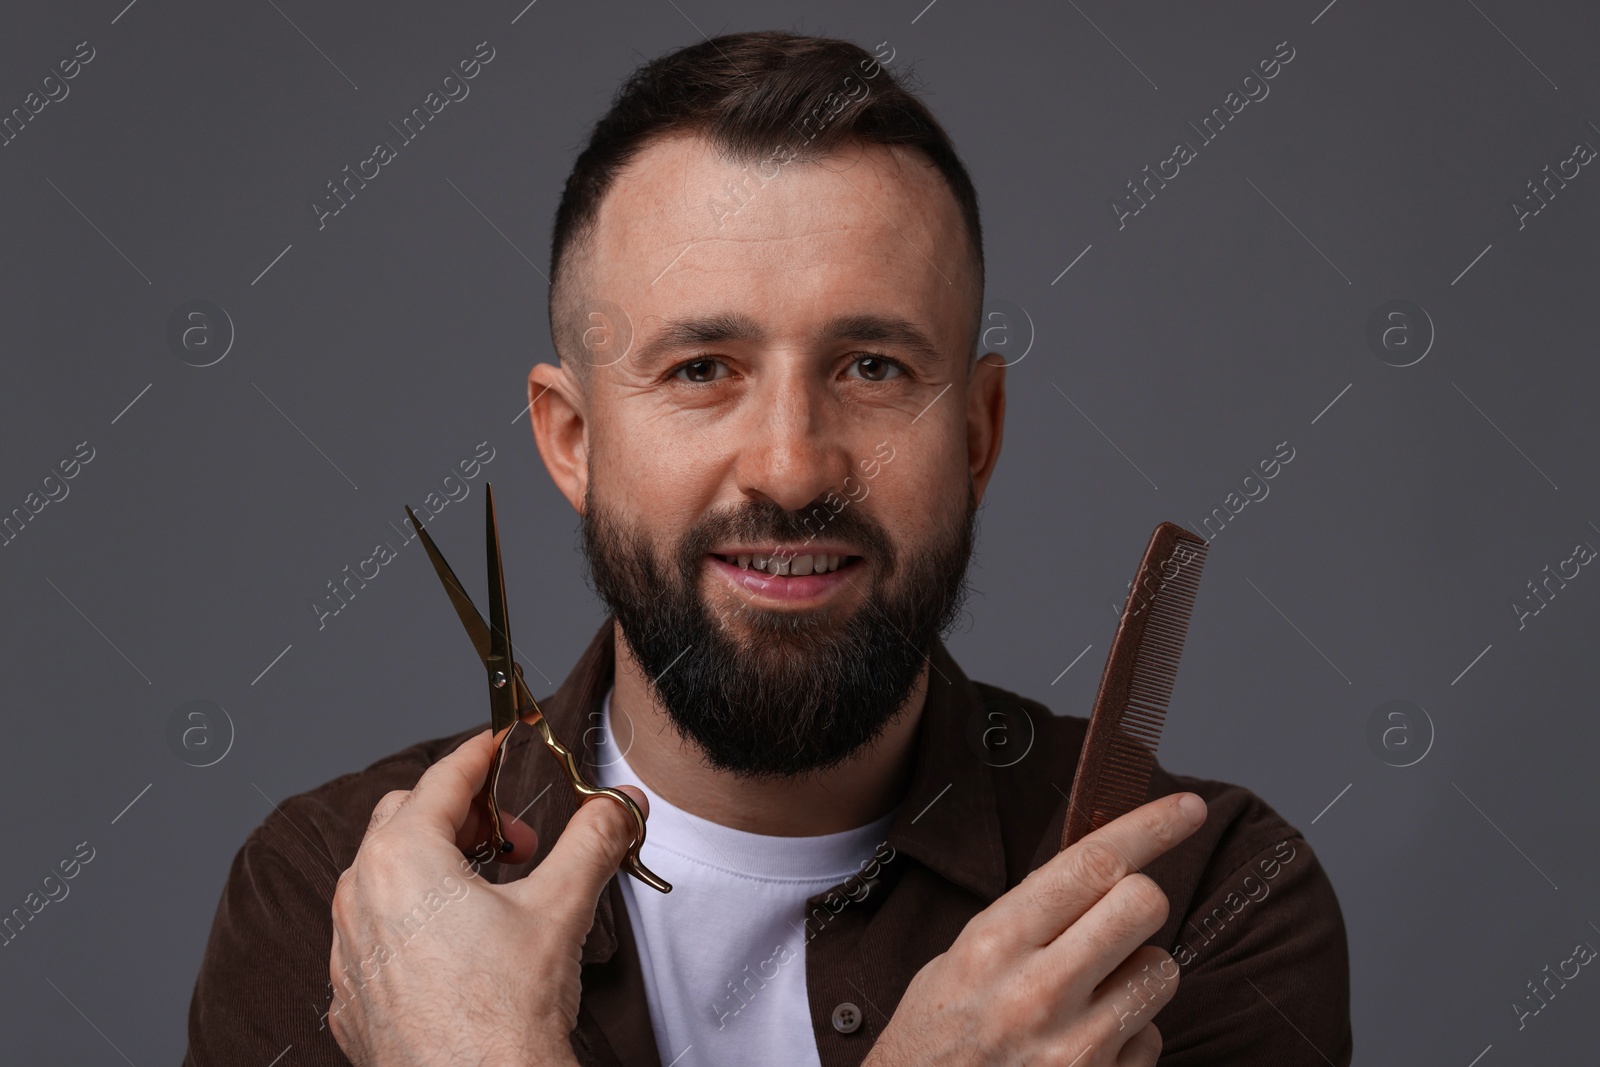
1179, 793, 1206, 826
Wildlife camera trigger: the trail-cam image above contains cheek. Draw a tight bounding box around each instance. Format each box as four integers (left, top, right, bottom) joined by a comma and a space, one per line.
914, 416, 975, 491
590, 405, 669, 490
867, 431, 968, 529
589, 409, 725, 527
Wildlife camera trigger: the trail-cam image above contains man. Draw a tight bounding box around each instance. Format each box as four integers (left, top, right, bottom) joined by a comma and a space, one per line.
186, 30, 1351, 1067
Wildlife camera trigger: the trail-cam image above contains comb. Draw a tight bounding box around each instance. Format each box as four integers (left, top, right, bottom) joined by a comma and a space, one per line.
1060, 521, 1209, 848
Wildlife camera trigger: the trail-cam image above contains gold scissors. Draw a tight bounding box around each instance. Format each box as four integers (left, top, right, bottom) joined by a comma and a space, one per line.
405, 483, 671, 893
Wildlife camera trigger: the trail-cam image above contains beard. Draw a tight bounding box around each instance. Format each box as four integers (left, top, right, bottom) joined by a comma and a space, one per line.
581, 482, 977, 781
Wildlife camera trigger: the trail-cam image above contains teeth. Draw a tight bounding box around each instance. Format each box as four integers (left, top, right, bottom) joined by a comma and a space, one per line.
723, 553, 851, 575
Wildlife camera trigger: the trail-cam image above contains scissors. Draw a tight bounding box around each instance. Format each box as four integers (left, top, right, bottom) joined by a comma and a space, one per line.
405, 483, 671, 894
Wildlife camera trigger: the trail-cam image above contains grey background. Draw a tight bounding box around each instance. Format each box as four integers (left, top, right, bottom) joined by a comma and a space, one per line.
2, 0, 1597, 1062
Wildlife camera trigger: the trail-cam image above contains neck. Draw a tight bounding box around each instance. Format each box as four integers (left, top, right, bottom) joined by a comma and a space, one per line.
607, 630, 927, 836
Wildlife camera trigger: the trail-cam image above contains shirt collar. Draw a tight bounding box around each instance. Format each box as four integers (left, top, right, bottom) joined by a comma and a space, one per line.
493, 616, 1010, 961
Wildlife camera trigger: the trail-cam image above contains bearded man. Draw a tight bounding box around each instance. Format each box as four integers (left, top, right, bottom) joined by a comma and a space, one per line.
186, 29, 1351, 1067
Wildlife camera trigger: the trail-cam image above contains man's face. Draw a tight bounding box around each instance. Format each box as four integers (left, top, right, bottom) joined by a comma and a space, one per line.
532, 132, 1004, 780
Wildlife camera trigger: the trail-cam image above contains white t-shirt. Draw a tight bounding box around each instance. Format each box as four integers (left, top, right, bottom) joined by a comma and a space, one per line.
591, 688, 899, 1067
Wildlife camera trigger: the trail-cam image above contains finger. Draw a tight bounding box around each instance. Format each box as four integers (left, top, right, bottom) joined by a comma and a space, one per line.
455, 794, 539, 864
615, 784, 649, 821
1089, 946, 1181, 1047
987, 792, 1205, 950
1114, 1022, 1162, 1067
1037, 872, 1172, 1000
383, 729, 502, 842
509, 785, 647, 921
365, 790, 412, 837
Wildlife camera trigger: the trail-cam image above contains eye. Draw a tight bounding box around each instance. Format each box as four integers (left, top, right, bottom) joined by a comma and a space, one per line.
672, 358, 729, 384
847, 354, 905, 382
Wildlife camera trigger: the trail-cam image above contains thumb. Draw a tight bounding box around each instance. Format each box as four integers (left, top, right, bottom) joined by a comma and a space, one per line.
522, 785, 649, 923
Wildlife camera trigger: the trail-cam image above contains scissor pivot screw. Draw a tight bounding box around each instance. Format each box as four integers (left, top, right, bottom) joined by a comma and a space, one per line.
491, 671, 509, 689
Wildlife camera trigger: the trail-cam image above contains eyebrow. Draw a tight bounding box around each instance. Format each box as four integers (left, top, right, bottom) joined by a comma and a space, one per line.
630, 312, 945, 369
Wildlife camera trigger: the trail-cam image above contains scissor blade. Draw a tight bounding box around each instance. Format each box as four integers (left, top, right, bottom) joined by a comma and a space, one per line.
406, 504, 493, 663
485, 485, 512, 661
484, 484, 518, 732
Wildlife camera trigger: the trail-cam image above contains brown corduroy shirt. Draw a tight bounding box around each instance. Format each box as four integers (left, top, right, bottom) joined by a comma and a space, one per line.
185, 618, 1352, 1066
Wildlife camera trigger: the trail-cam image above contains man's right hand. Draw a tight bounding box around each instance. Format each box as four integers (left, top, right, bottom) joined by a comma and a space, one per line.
327, 729, 647, 1067
863, 791, 1208, 1067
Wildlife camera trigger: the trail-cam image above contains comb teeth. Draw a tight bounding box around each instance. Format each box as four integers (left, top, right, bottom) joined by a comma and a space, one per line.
1088, 731, 1156, 826
1061, 524, 1208, 849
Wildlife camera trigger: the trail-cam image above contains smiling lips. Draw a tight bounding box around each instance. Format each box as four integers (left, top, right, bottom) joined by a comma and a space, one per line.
707, 549, 863, 602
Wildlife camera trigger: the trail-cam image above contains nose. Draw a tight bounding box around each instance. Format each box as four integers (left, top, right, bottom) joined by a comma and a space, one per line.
733, 368, 853, 513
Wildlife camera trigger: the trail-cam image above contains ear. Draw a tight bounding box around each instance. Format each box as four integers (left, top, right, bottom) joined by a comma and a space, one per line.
528, 362, 589, 514
967, 354, 1006, 502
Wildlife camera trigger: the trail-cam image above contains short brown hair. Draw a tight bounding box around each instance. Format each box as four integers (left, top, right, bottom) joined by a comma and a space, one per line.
548, 30, 985, 375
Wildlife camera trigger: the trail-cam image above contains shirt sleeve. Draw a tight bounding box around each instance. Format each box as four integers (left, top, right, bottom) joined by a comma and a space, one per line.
183, 811, 354, 1067
1151, 835, 1352, 1066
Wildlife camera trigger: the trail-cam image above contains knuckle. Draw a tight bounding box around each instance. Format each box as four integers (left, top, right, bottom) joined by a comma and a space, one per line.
330, 870, 356, 924
1066, 839, 1127, 891
1010, 968, 1065, 1032
1021, 867, 1076, 915
1115, 873, 1170, 927
567, 833, 613, 873
378, 788, 411, 813
955, 921, 1008, 972
588, 795, 637, 848
567, 795, 635, 863
992, 975, 1050, 1035
1146, 799, 1187, 849
366, 790, 410, 834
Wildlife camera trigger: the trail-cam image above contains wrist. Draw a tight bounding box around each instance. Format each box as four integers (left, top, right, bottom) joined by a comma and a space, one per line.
860, 1029, 901, 1067
484, 1044, 579, 1067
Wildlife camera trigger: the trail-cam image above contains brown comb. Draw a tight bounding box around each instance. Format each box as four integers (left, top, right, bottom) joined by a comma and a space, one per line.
1060, 521, 1209, 848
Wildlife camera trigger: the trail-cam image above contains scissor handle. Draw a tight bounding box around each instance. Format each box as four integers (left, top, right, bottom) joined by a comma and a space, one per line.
474, 667, 671, 894
522, 715, 672, 894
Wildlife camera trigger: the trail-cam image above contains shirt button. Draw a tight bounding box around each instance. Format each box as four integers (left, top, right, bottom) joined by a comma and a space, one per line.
831, 1002, 862, 1034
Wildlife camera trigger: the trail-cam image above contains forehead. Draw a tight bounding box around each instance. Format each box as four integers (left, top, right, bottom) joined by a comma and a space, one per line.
584, 132, 975, 347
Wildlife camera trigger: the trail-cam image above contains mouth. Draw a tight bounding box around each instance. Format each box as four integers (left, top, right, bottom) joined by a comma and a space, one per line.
705, 549, 865, 604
